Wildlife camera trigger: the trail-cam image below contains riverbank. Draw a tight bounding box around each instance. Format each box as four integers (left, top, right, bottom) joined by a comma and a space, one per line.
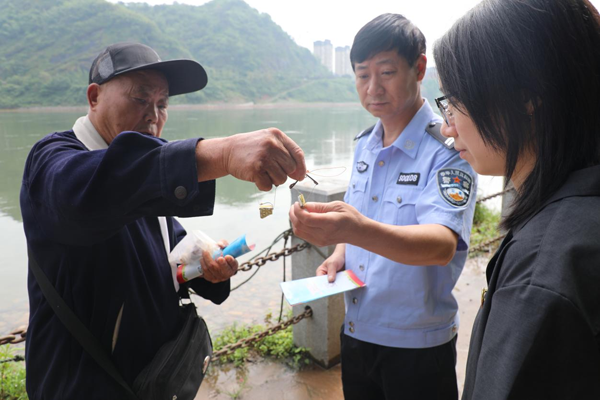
197, 255, 489, 399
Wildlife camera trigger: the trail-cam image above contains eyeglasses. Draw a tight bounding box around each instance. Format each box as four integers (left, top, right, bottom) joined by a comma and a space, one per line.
435, 95, 453, 126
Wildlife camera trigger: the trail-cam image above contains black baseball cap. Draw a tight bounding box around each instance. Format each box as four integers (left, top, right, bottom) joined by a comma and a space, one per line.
89, 42, 208, 96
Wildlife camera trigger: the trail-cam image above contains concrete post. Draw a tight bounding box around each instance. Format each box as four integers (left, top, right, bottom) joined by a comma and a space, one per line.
290, 179, 348, 368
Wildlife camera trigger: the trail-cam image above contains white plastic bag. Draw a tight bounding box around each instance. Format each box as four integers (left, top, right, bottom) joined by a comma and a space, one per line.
169, 230, 221, 283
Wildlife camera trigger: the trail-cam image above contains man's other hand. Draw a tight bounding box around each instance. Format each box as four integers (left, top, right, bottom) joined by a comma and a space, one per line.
200, 239, 238, 283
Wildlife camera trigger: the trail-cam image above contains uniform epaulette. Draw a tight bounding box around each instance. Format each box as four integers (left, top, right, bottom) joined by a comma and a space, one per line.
354, 125, 375, 141
425, 122, 455, 150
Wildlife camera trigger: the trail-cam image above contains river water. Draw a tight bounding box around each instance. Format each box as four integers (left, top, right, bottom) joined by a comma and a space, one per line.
0, 104, 502, 336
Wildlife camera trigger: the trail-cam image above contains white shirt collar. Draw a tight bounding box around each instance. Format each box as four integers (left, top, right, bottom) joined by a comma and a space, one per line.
72, 115, 108, 151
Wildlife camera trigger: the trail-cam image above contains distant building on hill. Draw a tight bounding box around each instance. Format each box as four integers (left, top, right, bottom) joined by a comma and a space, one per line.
313, 40, 333, 73
335, 46, 353, 77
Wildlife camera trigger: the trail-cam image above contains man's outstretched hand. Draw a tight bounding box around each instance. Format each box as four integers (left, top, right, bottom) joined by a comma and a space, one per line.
196, 128, 306, 191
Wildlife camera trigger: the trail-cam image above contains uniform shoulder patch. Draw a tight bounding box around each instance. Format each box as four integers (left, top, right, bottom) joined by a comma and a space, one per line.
437, 168, 473, 207
354, 125, 375, 141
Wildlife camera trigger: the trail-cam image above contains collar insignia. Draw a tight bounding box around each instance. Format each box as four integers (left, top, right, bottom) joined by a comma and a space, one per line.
356, 161, 369, 173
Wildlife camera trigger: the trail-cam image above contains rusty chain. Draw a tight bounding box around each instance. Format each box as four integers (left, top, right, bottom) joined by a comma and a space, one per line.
468, 234, 506, 254
237, 242, 310, 272
0, 242, 313, 361
0, 326, 27, 364
0, 326, 27, 346
476, 188, 514, 204
211, 307, 313, 362
0, 309, 314, 363
0, 188, 511, 363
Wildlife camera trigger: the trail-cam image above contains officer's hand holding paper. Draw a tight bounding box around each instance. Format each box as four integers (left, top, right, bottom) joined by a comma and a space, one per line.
280, 270, 365, 306
315, 246, 346, 283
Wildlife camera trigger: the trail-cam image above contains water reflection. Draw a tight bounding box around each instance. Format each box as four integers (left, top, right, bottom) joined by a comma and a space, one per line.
0, 105, 374, 218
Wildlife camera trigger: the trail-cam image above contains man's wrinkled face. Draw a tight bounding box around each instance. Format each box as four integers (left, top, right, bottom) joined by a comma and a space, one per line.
91, 70, 169, 144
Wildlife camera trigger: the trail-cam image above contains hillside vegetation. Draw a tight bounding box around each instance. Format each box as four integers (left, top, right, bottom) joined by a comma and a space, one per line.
0, 0, 440, 108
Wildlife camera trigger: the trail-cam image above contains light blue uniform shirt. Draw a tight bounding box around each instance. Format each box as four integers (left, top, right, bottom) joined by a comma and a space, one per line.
343, 100, 477, 349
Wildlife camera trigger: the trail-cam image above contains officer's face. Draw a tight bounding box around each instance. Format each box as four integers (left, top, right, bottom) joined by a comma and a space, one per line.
441, 105, 506, 176
354, 50, 425, 122
89, 70, 169, 144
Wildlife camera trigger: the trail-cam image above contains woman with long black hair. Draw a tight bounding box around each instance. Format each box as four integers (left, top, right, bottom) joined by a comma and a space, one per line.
435, 0, 600, 398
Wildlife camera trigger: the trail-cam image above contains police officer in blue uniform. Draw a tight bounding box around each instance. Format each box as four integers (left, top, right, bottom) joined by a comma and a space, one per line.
290, 14, 477, 399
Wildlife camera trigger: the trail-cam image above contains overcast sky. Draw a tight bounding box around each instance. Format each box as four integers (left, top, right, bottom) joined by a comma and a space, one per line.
109, 0, 600, 63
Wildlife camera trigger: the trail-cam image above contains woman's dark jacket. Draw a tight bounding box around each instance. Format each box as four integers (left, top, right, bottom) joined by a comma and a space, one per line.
463, 165, 600, 399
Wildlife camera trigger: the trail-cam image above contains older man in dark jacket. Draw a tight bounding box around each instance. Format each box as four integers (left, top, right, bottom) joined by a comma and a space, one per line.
21, 42, 305, 399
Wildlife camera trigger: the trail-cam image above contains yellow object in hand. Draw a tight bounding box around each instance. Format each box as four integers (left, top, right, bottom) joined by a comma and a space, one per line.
298, 193, 306, 208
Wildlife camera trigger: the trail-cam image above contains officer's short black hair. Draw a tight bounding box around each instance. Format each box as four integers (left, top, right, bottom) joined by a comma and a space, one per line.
434, 0, 600, 230
350, 13, 426, 71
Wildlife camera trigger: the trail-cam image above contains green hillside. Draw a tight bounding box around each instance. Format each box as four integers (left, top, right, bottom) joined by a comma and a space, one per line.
0, 0, 442, 109
422, 67, 442, 105
127, 1, 331, 104
0, 0, 356, 108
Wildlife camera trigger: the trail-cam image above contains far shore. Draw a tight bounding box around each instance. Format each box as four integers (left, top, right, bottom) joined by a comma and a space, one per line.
0, 101, 362, 113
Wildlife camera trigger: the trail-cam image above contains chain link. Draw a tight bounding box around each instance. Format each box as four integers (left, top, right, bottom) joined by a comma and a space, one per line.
238, 242, 309, 272
0, 326, 27, 346
476, 188, 514, 204
469, 234, 506, 254
0, 189, 510, 363
0, 355, 24, 364
211, 307, 313, 362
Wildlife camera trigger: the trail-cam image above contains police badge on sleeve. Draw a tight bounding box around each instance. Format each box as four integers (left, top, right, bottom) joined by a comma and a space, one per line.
437, 168, 473, 207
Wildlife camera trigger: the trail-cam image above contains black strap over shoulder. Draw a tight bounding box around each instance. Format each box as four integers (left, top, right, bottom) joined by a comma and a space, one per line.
354, 124, 376, 141
425, 122, 456, 150
28, 248, 139, 400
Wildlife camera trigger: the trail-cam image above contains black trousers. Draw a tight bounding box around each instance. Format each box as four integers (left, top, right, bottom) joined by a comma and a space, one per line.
340, 329, 458, 400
